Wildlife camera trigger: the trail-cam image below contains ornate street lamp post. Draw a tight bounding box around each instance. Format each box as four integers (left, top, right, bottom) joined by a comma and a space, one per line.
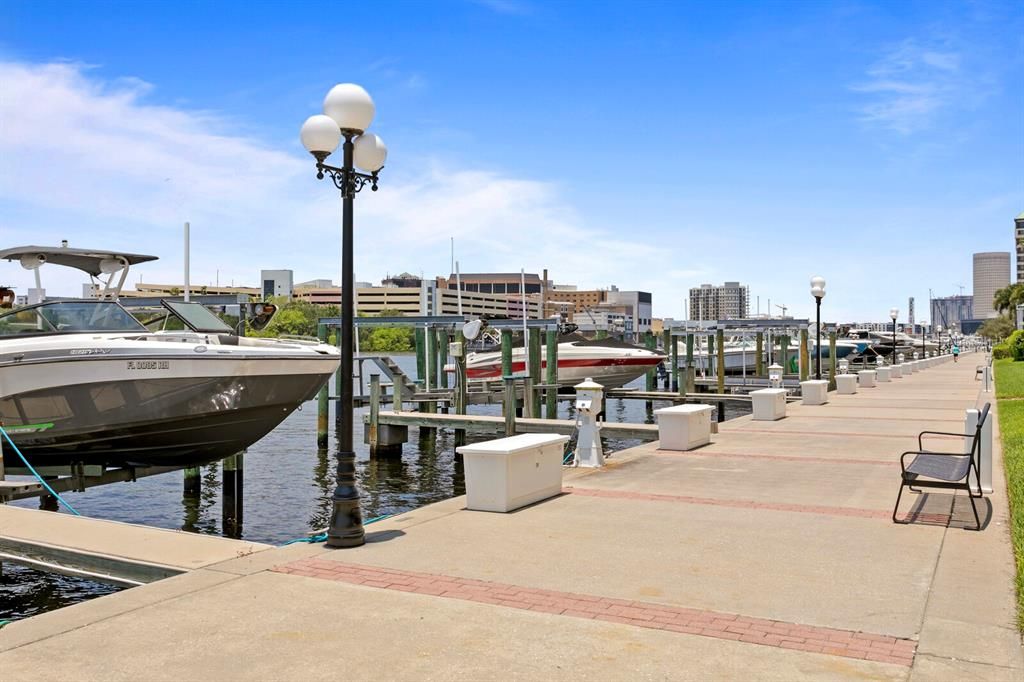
889, 308, 899, 364
300, 84, 388, 548
810, 276, 826, 380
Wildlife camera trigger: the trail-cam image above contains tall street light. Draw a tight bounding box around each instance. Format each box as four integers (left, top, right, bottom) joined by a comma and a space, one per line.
890, 308, 899, 364
921, 320, 927, 358
300, 83, 388, 548
810, 276, 825, 380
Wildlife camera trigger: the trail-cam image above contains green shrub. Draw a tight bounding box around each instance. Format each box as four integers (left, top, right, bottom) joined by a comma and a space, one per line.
1011, 330, 1024, 362
995, 343, 1012, 360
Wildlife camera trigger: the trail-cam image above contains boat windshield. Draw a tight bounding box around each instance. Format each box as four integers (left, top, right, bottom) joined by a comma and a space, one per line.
0, 300, 147, 336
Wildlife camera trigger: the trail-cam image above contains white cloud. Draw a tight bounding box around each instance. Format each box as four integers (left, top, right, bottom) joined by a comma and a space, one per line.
850, 39, 970, 134
0, 59, 676, 311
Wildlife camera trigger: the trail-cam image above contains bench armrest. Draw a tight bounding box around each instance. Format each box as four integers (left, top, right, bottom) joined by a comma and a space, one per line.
918, 430, 970, 451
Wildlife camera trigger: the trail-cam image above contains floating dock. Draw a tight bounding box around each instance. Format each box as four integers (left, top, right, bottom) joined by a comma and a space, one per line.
1, 355, 1020, 680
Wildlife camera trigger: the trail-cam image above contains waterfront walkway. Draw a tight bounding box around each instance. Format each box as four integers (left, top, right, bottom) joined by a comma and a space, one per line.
1, 358, 1021, 680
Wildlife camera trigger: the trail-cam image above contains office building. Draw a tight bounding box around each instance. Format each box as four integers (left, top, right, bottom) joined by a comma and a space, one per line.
930, 296, 973, 333
1016, 212, 1024, 282
605, 289, 653, 336
908, 297, 915, 326
437, 272, 543, 295
689, 282, 750, 321
973, 252, 1010, 319
260, 269, 294, 299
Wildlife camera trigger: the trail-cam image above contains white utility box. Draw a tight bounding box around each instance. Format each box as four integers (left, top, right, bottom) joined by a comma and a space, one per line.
751, 388, 787, 421
835, 374, 858, 394
655, 404, 714, 450
908, 361, 918, 373
891, 364, 903, 378
800, 380, 829, 405
876, 366, 892, 382
858, 370, 876, 388
457, 433, 568, 512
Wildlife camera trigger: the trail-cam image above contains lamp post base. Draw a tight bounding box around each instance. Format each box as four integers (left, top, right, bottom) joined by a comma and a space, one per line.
325, 450, 365, 548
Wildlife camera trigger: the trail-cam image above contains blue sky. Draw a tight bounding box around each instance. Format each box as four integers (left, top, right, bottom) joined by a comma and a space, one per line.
1, 0, 1021, 322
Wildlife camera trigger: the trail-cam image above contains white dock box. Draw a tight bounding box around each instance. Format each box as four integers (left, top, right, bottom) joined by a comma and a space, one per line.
800, 380, 829, 405
655, 404, 714, 450
457, 433, 568, 512
857, 370, 876, 388
835, 374, 858, 394
876, 366, 892, 382
750, 388, 787, 421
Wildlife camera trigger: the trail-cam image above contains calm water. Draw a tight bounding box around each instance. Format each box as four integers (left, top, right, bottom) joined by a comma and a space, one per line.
1, 354, 748, 620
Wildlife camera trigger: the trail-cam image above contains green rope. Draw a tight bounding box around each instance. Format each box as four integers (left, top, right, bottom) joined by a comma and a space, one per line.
0, 426, 80, 516
279, 514, 392, 546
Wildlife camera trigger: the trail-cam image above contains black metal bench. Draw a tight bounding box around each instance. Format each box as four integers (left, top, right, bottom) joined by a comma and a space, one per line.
892, 402, 989, 531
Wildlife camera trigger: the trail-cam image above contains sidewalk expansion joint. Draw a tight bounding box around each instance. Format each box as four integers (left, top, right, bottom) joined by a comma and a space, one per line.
271, 558, 916, 667
563, 486, 952, 525
655, 451, 897, 467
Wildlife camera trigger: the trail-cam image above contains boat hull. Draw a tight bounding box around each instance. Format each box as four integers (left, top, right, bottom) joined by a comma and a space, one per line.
461, 344, 665, 389
1, 357, 336, 468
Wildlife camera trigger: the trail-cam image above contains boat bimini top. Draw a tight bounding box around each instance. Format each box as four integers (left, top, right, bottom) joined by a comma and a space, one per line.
0, 244, 158, 300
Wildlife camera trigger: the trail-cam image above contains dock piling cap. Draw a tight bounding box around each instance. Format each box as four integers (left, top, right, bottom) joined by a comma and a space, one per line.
574, 377, 604, 390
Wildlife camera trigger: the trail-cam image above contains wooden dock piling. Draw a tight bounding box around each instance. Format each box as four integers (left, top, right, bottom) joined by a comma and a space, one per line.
670, 333, 679, 392
829, 332, 837, 390
685, 333, 695, 394
317, 323, 330, 449
755, 332, 764, 376
799, 329, 809, 381
545, 328, 558, 419
528, 329, 542, 418
503, 377, 516, 436
222, 453, 243, 539
716, 329, 726, 394
644, 332, 656, 391
661, 330, 672, 389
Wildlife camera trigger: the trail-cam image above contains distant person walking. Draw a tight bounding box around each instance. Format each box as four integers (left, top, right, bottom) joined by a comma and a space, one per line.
952, 344, 960, 362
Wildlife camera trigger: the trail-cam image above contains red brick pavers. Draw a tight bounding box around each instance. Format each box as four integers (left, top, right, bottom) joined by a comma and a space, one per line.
272, 558, 916, 667
564, 485, 952, 525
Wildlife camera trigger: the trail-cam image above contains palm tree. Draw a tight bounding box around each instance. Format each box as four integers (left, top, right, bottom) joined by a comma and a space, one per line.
994, 285, 1012, 315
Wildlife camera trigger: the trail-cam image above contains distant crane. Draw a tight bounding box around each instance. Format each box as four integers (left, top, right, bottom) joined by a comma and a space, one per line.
774, 303, 788, 317
955, 284, 965, 297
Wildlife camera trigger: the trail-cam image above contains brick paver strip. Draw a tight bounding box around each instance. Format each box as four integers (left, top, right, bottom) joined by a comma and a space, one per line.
564, 486, 952, 525
656, 450, 895, 467
272, 558, 916, 667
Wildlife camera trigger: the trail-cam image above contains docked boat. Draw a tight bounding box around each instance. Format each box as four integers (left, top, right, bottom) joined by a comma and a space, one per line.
455, 335, 666, 389
0, 245, 339, 468
674, 337, 862, 374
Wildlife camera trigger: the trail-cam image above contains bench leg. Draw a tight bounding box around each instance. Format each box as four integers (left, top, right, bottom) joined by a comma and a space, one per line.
892, 481, 907, 524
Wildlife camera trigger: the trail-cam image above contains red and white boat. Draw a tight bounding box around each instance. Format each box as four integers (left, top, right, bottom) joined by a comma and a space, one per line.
452, 336, 666, 389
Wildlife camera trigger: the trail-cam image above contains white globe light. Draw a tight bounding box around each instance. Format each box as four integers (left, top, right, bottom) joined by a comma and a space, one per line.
889, 307, 899, 320
811, 286, 825, 299
323, 83, 375, 133
353, 133, 387, 172
810, 275, 826, 290
300, 115, 341, 155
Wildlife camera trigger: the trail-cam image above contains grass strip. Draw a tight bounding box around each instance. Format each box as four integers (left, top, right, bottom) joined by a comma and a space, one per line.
995, 358, 1024, 399
995, 360, 1024, 631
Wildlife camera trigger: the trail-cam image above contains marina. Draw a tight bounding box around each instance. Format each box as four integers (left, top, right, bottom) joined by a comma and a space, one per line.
2, 353, 1020, 679
1, 3, 1022, 679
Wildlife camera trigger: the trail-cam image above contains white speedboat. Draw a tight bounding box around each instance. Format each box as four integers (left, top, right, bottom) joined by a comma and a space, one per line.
674, 337, 862, 373
454, 335, 665, 389
0, 245, 339, 468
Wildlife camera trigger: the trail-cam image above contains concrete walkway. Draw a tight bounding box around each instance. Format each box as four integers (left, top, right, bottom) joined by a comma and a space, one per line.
1, 356, 1020, 680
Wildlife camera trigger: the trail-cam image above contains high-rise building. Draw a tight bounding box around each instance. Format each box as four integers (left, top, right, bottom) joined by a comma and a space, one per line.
689, 282, 749, 321
1015, 212, 1024, 282
972, 252, 1010, 319
908, 297, 915, 326
930, 295, 973, 333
